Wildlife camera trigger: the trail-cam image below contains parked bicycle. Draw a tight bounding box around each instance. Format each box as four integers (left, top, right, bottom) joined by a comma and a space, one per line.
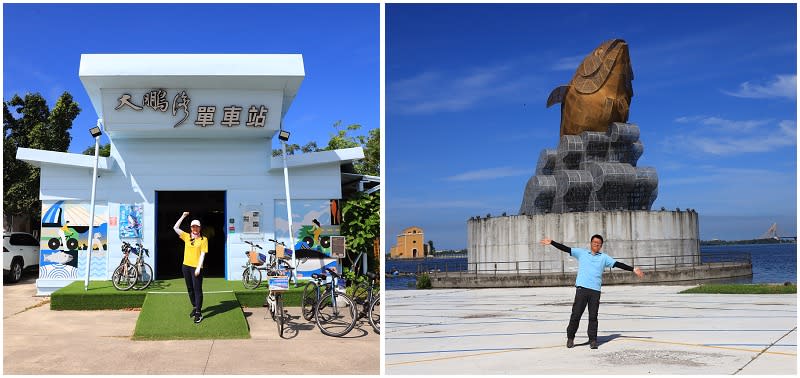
301, 267, 357, 337
242, 241, 265, 289
242, 239, 302, 289
265, 277, 289, 338
351, 271, 380, 334
111, 241, 153, 290
112, 243, 136, 290
130, 242, 153, 290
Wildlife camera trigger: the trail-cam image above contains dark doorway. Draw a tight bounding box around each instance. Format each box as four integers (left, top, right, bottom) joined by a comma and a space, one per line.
156, 191, 226, 279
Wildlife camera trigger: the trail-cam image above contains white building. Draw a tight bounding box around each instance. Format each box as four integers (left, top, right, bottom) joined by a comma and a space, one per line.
18, 54, 365, 295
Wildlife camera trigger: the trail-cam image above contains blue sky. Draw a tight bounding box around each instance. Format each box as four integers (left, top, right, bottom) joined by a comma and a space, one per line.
386, 4, 797, 249
3, 3, 379, 154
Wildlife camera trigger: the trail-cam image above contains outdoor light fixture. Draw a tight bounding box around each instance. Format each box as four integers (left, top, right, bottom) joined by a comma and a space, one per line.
89, 126, 102, 138
84, 121, 103, 291
278, 128, 296, 271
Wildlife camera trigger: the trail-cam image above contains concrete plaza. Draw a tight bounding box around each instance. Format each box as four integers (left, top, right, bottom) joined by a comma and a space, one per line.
386, 285, 796, 375
4, 274, 379, 374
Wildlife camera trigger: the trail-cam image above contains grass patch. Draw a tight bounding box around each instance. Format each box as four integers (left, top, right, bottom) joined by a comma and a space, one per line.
233, 285, 306, 307
51, 278, 308, 310
680, 283, 797, 294
133, 292, 249, 340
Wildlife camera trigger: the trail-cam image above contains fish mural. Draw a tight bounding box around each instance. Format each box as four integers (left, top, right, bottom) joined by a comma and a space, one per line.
43, 251, 74, 264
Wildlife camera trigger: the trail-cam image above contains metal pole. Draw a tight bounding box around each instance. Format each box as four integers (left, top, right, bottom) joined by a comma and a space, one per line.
280, 137, 296, 271
84, 125, 101, 291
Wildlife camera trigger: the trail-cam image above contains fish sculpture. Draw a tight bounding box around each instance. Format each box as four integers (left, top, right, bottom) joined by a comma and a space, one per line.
547, 39, 634, 136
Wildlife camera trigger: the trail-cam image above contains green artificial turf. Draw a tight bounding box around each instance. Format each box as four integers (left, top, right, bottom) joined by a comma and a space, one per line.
51, 278, 307, 310
679, 283, 797, 294
133, 292, 250, 340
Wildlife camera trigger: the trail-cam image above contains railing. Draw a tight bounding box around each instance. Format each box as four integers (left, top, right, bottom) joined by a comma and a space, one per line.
415, 252, 751, 276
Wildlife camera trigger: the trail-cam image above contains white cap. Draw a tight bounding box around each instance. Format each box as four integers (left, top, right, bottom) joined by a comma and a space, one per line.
190, 220, 201, 227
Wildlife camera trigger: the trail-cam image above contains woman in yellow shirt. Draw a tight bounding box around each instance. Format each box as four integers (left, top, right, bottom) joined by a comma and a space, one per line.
173, 211, 208, 324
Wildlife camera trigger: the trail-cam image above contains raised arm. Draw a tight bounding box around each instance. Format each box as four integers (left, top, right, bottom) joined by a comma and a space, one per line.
613, 261, 644, 278
539, 238, 571, 254
173, 212, 189, 236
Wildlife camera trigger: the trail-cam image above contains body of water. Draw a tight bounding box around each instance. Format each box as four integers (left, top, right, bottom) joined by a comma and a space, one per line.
385, 243, 797, 290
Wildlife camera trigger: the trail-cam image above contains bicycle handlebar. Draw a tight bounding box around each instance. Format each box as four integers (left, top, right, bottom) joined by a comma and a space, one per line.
268, 238, 286, 246
245, 241, 262, 249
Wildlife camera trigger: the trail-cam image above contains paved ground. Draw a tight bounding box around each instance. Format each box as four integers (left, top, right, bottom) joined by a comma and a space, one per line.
386, 285, 796, 375
4, 273, 379, 375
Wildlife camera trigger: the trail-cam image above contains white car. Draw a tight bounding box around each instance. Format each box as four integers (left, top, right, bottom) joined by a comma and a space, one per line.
3, 232, 40, 283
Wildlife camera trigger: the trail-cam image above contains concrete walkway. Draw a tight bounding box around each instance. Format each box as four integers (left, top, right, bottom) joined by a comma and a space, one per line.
386, 285, 796, 375
4, 274, 379, 374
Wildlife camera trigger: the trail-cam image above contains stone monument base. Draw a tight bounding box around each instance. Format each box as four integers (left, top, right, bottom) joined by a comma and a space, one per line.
467, 210, 700, 273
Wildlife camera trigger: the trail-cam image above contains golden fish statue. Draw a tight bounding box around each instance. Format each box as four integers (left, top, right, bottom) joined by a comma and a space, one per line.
547, 39, 634, 136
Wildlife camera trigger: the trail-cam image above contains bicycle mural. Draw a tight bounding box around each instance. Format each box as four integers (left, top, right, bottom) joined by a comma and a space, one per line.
274, 199, 341, 279
39, 200, 108, 280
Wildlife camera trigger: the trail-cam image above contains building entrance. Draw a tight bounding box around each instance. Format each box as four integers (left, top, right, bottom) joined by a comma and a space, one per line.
156, 191, 226, 279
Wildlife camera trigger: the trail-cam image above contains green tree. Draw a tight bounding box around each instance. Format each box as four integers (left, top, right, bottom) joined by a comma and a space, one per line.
341, 191, 380, 272
4, 92, 81, 232
82, 143, 111, 157
272, 121, 379, 176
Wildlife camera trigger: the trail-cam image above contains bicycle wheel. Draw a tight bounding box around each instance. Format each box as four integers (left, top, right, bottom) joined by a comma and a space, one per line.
242, 265, 261, 289
268, 294, 276, 321
276, 294, 284, 337
350, 282, 369, 318
301, 281, 318, 321
368, 294, 380, 334
133, 262, 154, 290
112, 263, 137, 291
315, 292, 357, 337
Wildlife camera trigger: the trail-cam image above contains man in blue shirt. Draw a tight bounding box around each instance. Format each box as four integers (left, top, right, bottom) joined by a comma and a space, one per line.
541, 234, 644, 349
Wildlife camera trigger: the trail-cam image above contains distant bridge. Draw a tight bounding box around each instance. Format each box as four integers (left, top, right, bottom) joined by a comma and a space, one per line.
760, 223, 796, 240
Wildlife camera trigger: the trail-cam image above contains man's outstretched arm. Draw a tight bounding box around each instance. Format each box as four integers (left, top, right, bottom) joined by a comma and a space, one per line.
613, 261, 644, 278
539, 238, 571, 254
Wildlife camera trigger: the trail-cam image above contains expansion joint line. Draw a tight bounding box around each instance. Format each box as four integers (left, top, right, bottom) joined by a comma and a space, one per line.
733, 326, 797, 375
203, 340, 214, 375
4, 298, 51, 319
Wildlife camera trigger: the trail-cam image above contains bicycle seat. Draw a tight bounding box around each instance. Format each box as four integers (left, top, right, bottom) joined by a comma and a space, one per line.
366, 272, 377, 280
311, 273, 327, 280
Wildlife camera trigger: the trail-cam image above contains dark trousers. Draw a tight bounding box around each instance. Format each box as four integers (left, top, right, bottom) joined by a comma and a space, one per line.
182, 264, 204, 312
566, 286, 601, 341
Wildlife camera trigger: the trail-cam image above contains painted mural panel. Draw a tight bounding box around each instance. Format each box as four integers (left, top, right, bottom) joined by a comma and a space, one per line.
40, 200, 109, 280
119, 204, 144, 239
274, 199, 342, 279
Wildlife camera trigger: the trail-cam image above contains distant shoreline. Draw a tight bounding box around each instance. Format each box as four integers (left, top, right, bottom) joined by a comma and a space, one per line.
700, 239, 796, 246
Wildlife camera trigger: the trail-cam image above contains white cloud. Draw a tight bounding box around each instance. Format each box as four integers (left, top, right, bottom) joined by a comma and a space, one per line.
444, 166, 531, 182
388, 64, 538, 114
723, 74, 796, 99
388, 198, 488, 209
669, 116, 796, 155
675, 116, 771, 132
551, 54, 584, 71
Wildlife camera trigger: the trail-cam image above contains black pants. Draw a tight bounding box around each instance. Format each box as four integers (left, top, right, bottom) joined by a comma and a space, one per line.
182, 264, 203, 313
566, 286, 601, 341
